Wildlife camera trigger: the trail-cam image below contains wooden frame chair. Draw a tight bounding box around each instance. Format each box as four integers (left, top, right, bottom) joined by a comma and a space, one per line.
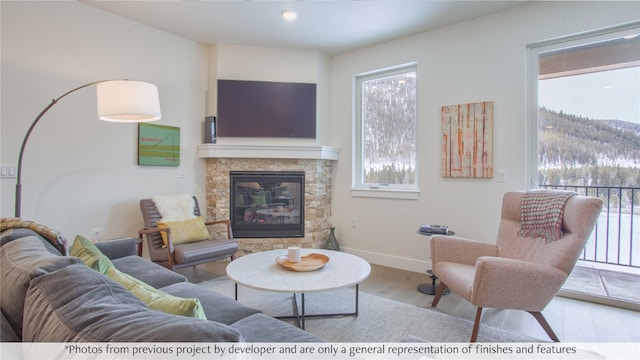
138, 196, 238, 271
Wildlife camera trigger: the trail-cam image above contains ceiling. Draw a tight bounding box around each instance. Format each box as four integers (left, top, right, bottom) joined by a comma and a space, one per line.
83, 1, 528, 55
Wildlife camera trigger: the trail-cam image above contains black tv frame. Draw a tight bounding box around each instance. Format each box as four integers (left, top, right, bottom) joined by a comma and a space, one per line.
217, 79, 316, 138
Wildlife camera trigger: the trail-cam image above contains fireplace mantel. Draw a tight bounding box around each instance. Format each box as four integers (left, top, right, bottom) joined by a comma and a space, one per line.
197, 144, 339, 160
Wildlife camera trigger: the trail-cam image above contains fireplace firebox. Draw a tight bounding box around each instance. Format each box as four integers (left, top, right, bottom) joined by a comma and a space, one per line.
230, 171, 304, 238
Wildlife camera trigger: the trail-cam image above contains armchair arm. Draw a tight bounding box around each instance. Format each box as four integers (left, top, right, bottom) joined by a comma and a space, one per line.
204, 219, 234, 239
472, 256, 567, 311
138, 227, 176, 268
430, 236, 497, 266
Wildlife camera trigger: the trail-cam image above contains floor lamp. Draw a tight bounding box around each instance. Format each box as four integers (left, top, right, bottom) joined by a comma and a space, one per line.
14, 79, 162, 217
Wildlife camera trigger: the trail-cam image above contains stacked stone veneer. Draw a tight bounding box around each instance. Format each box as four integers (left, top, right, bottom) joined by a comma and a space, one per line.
205, 158, 333, 256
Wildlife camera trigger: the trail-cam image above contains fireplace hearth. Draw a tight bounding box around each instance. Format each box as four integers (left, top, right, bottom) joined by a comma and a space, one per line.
230, 171, 304, 238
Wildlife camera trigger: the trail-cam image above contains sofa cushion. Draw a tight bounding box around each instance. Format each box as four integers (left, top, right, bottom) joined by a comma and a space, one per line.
156, 216, 210, 246
0, 236, 82, 337
231, 313, 324, 342
1, 311, 20, 342
94, 237, 138, 259
105, 266, 206, 319
160, 281, 261, 325
1, 228, 61, 255
174, 238, 238, 264
22, 263, 243, 342
69, 235, 112, 273
111, 255, 187, 288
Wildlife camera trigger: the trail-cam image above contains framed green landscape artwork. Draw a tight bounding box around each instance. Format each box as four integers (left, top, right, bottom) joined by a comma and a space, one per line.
138, 123, 180, 166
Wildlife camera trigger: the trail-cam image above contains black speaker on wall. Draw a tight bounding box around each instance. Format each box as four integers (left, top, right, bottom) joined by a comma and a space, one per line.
204, 116, 216, 143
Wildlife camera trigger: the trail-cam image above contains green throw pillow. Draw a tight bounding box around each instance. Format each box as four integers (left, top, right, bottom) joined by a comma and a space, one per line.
106, 267, 206, 319
71, 235, 205, 319
70, 235, 113, 274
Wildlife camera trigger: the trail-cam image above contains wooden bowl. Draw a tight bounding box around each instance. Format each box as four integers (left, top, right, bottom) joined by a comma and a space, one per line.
276, 253, 330, 272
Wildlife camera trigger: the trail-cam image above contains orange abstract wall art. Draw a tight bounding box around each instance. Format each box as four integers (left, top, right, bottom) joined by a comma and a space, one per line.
441, 101, 493, 178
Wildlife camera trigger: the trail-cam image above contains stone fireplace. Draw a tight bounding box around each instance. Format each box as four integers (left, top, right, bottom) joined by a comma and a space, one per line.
199, 145, 338, 256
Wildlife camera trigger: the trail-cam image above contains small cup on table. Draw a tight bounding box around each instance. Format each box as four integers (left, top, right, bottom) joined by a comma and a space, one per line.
288, 246, 301, 262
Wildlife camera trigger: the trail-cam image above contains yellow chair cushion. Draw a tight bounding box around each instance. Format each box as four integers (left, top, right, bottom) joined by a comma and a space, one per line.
156, 215, 210, 247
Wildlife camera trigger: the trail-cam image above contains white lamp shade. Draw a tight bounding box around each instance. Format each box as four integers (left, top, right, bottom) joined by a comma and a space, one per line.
96, 80, 161, 122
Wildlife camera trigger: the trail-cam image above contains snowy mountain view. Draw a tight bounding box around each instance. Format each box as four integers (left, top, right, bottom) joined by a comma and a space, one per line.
537, 106, 640, 188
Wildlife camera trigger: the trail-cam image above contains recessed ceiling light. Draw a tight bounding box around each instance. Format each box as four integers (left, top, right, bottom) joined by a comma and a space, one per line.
282, 10, 297, 21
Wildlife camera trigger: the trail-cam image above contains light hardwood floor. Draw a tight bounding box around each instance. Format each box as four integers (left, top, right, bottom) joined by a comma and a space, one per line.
180, 261, 640, 342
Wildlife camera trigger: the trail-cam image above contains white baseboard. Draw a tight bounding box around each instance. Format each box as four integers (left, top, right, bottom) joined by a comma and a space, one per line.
341, 247, 431, 274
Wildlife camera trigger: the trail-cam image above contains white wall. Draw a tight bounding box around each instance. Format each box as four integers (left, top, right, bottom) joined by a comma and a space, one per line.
329, 1, 640, 272
0, 2, 208, 242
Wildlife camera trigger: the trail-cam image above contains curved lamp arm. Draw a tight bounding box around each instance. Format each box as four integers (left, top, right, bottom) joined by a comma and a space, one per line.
14, 79, 161, 217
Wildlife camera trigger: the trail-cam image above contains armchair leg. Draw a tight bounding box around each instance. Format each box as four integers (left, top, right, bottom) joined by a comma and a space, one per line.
528, 311, 560, 342
431, 282, 449, 307
470, 307, 483, 342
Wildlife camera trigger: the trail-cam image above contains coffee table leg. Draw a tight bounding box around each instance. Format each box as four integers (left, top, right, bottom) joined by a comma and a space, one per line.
289, 293, 307, 330
355, 283, 359, 316
276, 286, 361, 329
234, 283, 238, 301
290, 293, 303, 329
301, 293, 306, 330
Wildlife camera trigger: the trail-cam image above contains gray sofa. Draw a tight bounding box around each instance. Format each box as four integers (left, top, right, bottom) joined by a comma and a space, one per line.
0, 227, 322, 342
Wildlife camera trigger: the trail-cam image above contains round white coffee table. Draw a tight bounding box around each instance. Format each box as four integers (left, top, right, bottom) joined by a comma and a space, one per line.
226, 249, 371, 329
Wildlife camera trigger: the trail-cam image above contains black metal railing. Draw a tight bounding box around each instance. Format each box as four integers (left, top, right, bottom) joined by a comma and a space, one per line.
539, 185, 639, 268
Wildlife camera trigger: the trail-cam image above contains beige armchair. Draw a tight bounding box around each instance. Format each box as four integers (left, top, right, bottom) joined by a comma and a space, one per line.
430, 191, 603, 342
138, 196, 238, 271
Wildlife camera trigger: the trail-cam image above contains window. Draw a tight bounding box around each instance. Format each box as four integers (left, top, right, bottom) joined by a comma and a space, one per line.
353, 63, 418, 199
526, 25, 640, 272
527, 24, 640, 189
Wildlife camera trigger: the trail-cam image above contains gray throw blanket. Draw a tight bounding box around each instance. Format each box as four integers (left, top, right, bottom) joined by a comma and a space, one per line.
1, 217, 68, 254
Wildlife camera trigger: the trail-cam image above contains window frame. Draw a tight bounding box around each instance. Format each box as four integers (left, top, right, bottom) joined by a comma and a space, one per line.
525, 22, 640, 189
352, 62, 419, 200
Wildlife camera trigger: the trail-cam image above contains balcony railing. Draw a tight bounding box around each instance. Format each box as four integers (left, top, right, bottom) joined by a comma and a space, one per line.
539, 185, 639, 268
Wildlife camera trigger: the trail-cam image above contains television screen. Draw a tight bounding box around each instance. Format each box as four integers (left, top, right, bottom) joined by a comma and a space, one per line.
217, 79, 316, 138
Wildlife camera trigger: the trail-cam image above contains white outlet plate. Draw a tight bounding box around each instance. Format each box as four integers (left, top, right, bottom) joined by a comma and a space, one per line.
498, 170, 507, 183
91, 228, 102, 242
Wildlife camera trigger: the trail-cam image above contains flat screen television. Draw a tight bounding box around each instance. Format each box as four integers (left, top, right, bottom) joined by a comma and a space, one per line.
217, 79, 316, 138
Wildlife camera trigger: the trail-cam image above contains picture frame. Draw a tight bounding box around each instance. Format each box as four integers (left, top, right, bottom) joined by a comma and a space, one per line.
138, 123, 180, 166
441, 101, 493, 178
